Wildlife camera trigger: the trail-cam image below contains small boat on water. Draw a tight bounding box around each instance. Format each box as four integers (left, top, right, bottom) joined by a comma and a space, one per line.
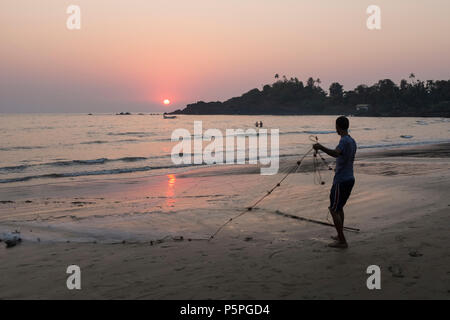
163, 114, 177, 119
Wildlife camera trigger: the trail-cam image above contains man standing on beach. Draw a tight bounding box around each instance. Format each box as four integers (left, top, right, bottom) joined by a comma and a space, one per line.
313, 116, 356, 249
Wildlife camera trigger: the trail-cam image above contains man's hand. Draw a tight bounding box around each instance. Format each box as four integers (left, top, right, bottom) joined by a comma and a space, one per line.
313, 143, 323, 151
313, 143, 341, 158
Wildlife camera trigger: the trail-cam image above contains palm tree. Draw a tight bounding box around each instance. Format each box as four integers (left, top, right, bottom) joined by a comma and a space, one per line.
274, 74, 279, 79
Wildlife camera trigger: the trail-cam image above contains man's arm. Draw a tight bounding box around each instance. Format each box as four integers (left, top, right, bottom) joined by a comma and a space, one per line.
313, 143, 342, 158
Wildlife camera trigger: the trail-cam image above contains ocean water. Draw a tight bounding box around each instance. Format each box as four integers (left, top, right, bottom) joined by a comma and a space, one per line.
1, 113, 449, 243
1, 114, 449, 186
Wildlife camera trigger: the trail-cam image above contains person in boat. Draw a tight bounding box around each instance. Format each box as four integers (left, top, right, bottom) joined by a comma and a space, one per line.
313, 116, 357, 249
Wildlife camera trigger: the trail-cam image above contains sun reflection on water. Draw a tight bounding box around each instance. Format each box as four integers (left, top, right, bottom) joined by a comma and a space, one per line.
166, 174, 176, 207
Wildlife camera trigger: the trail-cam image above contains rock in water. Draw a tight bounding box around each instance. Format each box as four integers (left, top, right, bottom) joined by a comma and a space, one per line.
1, 232, 22, 248
5, 239, 21, 248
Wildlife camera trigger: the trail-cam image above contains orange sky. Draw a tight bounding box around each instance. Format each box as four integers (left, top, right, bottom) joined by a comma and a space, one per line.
1, 0, 449, 112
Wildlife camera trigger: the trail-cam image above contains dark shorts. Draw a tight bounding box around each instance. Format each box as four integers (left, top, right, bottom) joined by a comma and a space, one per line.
329, 179, 355, 212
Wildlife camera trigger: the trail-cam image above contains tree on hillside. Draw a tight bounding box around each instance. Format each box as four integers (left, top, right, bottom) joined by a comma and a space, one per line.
329, 82, 344, 102
316, 78, 321, 87
172, 74, 450, 117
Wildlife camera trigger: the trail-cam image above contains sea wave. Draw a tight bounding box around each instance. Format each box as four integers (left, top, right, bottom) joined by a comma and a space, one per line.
358, 139, 450, 150
0, 163, 197, 184
0, 156, 164, 172
0, 164, 29, 171
107, 131, 155, 137
0, 145, 46, 151
158, 129, 336, 142
80, 140, 109, 145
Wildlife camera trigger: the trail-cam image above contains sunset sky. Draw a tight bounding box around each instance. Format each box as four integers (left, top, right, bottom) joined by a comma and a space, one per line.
1, 0, 449, 113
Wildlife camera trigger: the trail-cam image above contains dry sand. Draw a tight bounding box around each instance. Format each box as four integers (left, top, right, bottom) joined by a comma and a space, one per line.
0, 144, 449, 299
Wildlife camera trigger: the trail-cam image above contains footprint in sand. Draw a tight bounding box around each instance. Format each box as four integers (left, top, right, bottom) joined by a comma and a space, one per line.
174, 266, 186, 272
409, 250, 423, 257
388, 265, 405, 278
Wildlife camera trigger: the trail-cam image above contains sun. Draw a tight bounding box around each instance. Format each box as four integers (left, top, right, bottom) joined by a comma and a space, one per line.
163, 99, 171, 105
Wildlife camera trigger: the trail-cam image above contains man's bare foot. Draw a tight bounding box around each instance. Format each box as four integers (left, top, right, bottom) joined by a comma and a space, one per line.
328, 241, 348, 249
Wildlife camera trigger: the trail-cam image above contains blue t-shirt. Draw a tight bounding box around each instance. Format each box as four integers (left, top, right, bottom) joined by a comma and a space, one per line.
334, 135, 357, 183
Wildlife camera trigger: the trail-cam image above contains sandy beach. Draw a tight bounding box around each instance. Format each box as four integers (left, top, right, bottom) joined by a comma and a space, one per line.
0, 143, 449, 299
2, 0, 450, 304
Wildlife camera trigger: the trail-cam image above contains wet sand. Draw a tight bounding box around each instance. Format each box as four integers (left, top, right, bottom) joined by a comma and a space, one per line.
0, 144, 449, 299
